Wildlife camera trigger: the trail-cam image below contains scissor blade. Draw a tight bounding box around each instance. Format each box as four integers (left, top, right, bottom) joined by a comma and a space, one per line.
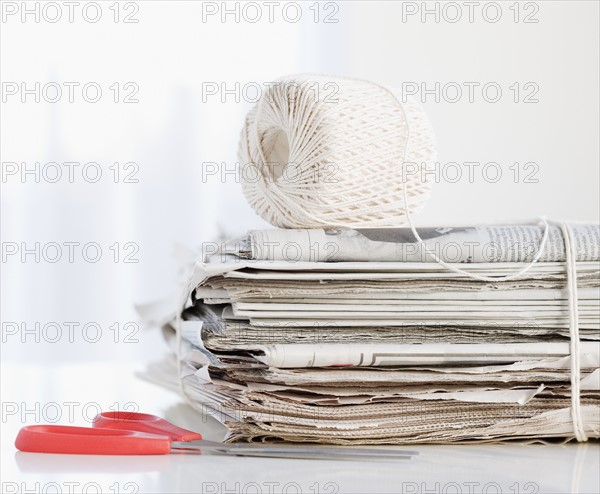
224, 449, 413, 461
171, 447, 414, 461
202, 441, 417, 457
231, 449, 415, 460
227, 446, 416, 458
171, 441, 417, 460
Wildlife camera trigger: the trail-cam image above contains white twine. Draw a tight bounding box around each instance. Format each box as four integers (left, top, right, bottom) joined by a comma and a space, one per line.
385, 81, 587, 441
398, 210, 586, 441
175, 75, 588, 442
239, 74, 436, 229
559, 222, 588, 442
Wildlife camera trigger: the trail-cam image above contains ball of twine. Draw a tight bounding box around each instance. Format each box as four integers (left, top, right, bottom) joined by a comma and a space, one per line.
238, 75, 436, 229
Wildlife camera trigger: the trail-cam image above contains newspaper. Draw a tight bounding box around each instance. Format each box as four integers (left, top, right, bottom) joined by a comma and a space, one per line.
228, 224, 600, 263
143, 223, 600, 444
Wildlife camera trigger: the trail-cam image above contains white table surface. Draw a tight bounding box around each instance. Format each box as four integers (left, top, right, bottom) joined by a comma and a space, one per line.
2, 359, 598, 494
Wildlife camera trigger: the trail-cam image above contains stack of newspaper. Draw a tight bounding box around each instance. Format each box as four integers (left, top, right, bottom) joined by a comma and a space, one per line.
149, 224, 600, 444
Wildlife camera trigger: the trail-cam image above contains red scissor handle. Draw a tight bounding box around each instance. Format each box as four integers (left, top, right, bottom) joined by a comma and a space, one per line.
93, 412, 202, 442
15, 425, 171, 455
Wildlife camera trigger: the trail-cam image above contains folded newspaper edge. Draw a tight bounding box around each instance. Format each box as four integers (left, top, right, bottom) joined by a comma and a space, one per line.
226, 224, 600, 263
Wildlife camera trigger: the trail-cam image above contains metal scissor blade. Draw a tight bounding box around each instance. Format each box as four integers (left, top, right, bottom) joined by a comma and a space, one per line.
213, 441, 417, 457
223, 449, 414, 461
171, 441, 417, 460
172, 447, 414, 461
227, 445, 416, 458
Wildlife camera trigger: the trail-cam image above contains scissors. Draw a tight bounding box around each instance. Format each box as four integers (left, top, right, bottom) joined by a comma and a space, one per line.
15, 411, 417, 461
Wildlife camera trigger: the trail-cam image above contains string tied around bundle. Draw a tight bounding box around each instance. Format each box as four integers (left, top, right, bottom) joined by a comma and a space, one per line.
387, 85, 588, 440
401, 212, 587, 441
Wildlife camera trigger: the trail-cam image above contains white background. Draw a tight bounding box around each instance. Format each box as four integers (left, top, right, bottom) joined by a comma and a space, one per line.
1, 1, 599, 492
